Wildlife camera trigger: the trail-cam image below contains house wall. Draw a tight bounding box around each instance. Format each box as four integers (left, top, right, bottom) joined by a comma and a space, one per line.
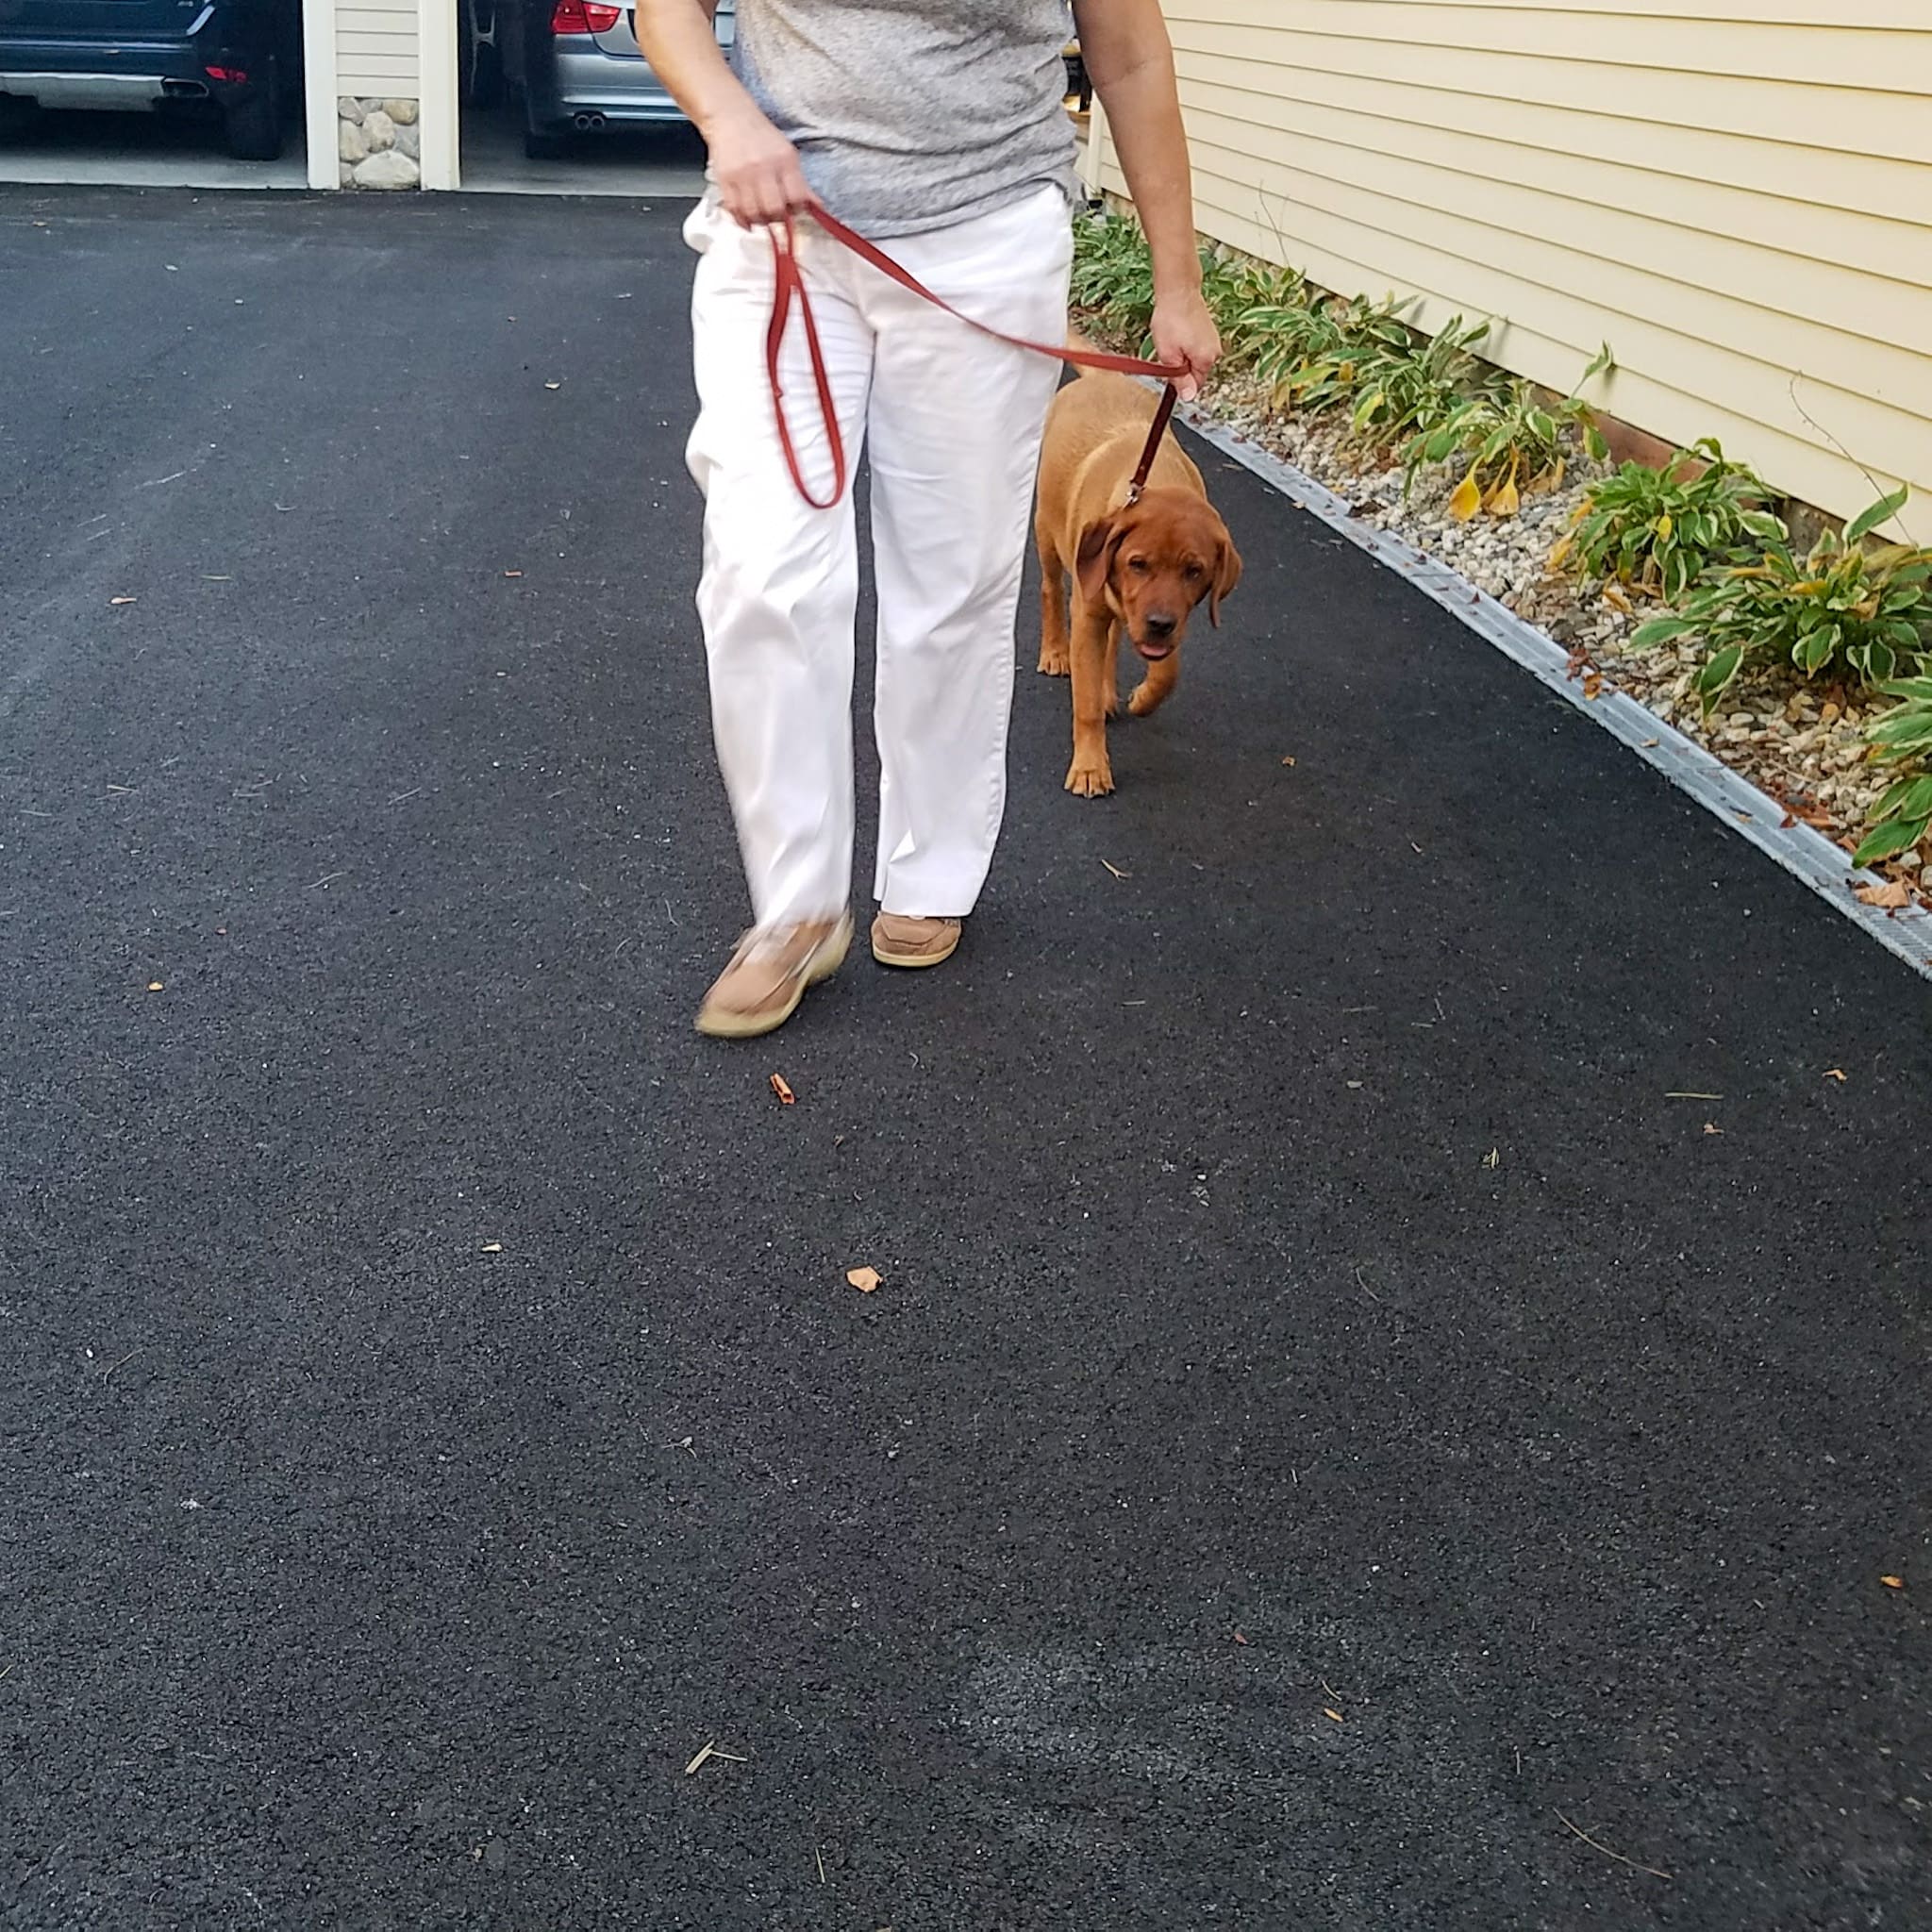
338, 0, 421, 97
1094, 1, 1932, 533
310, 0, 432, 188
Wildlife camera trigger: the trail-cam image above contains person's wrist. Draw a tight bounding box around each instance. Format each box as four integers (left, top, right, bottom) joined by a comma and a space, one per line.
696, 92, 764, 146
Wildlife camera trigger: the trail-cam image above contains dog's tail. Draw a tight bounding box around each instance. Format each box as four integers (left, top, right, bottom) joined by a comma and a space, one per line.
1064, 326, 1105, 368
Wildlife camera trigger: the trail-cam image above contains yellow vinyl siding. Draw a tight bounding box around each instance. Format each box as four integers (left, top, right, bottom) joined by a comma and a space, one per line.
337, 0, 418, 96
1099, 3, 1932, 532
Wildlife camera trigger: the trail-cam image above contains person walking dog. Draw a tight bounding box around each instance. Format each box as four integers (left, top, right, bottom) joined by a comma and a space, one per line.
635, 0, 1221, 1038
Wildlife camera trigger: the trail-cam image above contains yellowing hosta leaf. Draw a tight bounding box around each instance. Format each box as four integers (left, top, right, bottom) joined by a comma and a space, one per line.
1485, 476, 1522, 518
1655, 513, 1674, 541
1449, 474, 1482, 522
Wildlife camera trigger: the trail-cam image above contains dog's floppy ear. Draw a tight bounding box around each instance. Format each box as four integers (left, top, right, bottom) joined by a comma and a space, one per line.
1075, 514, 1124, 608
1208, 532, 1243, 628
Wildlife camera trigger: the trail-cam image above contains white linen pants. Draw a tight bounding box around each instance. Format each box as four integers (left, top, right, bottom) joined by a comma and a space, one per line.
684, 187, 1073, 927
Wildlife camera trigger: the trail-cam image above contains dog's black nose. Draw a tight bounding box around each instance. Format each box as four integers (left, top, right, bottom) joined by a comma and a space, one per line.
1143, 612, 1177, 639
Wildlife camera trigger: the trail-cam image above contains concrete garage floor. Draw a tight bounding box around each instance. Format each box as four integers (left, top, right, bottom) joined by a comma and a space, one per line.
1, 186, 1928, 1931
458, 108, 707, 196
0, 102, 307, 190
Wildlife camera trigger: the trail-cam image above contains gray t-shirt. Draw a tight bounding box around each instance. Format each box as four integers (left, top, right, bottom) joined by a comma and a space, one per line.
732, 0, 1079, 237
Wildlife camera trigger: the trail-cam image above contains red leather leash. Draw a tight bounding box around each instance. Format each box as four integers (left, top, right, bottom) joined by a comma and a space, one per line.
767, 206, 1185, 510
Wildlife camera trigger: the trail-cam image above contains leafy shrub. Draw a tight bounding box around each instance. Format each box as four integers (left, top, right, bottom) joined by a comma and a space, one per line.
1552, 440, 1784, 602
1629, 488, 1932, 714
1346, 315, 1494, 449
1404, 348, 1614, 519
1071, 213, 1309, 363
1853, 679, 1932, 866
1235, 291, 1407, 415
1069, 211, 1158, 343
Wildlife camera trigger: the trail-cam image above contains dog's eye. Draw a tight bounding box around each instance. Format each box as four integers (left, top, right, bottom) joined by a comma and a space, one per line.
1184, 562, 1205, 580
1126, 557, 1149, 575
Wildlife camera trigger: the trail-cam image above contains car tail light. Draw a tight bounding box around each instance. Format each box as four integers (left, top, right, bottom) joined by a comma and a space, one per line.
551, 0, 620, 30
204, 64, 248, 82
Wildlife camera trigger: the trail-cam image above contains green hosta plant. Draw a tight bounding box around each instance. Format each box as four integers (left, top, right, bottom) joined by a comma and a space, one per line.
1554, 439, 1784, 602
1404, 345, 1614, 518
1241, 291, 1414, 416
1070, 212, 1158, 341
1347, 314, 1494, 450
1853, 678, 1932, 867
1629, 487, 1931, 715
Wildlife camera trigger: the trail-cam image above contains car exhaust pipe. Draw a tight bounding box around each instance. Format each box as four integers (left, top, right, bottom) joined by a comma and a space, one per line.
573, 111, 606, 130
161, 78, 209, 98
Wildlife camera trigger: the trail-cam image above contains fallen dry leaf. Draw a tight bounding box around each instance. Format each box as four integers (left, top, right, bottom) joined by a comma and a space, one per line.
503, 570, 524, 578
1581, 671, 1604, 701
1704, 1123, 1724, 1136
1601, 584, 1634, 616
146, 980, 164, 992
1824, 1069, 1847, 1083
109, 596, 138, 607
479, 1241, 503, 1254
1881, 1574, 1905, 1591
1233, 1629, 1250, 1646
543, 381, 562, 391
1641, 737, 1660, 748
1481, 1147, 1500, 1169
1856, 879, 1912, 909
847, 1265, 881, 1293
1280, 755, 1297, 768
769, 1073, 795, 1106
1323, 1707, 1344, 1724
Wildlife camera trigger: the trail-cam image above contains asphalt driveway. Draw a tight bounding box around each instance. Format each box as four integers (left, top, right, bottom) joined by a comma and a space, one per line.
1, 186, 1926, 1930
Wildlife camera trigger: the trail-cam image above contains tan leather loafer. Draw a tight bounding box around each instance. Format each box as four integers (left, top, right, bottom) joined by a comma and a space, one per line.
694, 915, 851, 1039
871, 912, 961, 969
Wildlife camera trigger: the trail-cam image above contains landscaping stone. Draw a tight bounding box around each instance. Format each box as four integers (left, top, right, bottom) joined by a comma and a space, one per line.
361, 109, 397, 154
339, 120, 370, 164
352, 150, 421, 190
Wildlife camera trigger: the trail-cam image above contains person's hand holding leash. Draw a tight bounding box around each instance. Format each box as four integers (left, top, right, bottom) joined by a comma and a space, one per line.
1152, 289, 1221, 402
707, 103, 818, 227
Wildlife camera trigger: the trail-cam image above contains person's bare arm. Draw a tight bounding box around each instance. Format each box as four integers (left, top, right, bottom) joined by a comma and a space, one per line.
1071, 0, 1220, 397
633, 0, 816, 225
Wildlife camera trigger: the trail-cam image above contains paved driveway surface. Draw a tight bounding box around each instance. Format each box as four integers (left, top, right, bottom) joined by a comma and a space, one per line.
2, 189, 1926, 1930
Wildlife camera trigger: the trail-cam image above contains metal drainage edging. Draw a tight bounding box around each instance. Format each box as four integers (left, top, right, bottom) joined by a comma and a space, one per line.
1177, 401, 1932, 984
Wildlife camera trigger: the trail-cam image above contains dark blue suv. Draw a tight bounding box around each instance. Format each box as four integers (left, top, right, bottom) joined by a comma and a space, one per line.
0, 0, 300, 159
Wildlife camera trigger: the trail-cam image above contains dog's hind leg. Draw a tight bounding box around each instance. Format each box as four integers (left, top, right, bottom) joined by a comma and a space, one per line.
1128, 653, 1179, 718
1037, 519, 1071, 676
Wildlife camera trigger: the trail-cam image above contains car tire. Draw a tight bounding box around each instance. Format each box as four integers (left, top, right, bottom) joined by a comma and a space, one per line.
225, 82, 284, 162
460, 0, 504, 108
524, 124, 569, 160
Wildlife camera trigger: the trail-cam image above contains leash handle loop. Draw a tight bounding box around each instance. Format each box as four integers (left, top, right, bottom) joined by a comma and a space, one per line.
766, 207, 1186, 510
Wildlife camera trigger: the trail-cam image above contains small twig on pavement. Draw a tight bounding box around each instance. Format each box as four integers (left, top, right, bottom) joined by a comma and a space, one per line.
1354, 1265, 1385, 1306
101, 1349, 140, 1379
815, 1844, 826, 1886
1556, 1810, 1672, 1881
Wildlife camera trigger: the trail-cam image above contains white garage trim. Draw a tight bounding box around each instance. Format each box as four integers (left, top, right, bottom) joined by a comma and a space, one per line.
303, 0, 340, 189
418, 0, 459, 187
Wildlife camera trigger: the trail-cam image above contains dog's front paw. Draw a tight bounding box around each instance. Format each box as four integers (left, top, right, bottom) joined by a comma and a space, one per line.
1127, 680, 1170, 718
1063, 754, 1115, 799
1037, 648, 1070, 676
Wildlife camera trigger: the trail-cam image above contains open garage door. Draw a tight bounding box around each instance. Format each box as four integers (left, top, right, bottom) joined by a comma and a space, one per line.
0, 0, 307, 184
